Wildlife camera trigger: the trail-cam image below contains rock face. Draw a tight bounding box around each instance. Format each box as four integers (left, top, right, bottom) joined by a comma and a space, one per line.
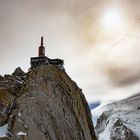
0, 72, 25, 127
0, 65, 96, 140
0, 89, 14, 126
110, 119, 139, 140
0, 74, 24, 95
95, 110, 112, 136
12, 67, 25, 77
95, 111, 139, 140
93, 94, 140, 140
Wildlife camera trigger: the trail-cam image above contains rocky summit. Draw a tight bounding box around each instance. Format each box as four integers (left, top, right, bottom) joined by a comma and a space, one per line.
0, 65, 96, 140
92, 93, 140, 140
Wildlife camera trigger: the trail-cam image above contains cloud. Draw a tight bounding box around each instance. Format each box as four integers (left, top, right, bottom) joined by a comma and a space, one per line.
1, 0, 140, 102
99, 30, 140, 87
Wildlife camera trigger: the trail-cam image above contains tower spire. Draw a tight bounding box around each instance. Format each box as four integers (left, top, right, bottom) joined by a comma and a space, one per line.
38, 36, 45, 57
41, 36, 43, 46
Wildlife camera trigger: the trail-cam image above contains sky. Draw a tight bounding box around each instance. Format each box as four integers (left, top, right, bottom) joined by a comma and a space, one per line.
1, 0, 140, 102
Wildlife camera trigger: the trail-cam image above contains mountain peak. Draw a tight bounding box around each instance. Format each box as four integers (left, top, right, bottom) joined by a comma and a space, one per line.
0, 65, 96, 140
12, 67, 25, 77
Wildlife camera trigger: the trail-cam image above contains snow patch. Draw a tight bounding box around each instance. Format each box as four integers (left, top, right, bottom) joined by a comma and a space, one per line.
18, 112, 21, 116
0, 124, 8, 137
17, 131, 27, 136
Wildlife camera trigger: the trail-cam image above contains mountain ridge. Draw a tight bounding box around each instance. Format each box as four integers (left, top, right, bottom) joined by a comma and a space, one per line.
92, 93, 140, 140
0, 65, 96, 140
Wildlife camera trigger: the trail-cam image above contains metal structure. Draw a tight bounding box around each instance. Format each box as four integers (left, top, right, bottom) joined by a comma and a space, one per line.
30, 37, 64, 68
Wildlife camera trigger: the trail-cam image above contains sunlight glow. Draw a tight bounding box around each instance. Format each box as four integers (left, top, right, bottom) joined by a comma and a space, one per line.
102, 9, 123, 30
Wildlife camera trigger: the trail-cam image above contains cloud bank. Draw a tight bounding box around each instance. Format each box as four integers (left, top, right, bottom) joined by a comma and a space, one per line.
0, 0, 140, 102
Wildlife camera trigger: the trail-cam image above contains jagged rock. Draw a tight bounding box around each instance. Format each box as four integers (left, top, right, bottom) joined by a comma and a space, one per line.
95, 110, 111, 136
5, 65, 96, 140
110, 119, 139, 140
12, 67, 25, 77
0, 89, 15, 126
0, 76, 4, 81
0, 73, 24, 95
95, 110, 140, 140
94, 95, 140, 140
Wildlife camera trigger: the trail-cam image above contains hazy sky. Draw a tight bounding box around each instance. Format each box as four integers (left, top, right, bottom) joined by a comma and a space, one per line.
1, 0, 140, 102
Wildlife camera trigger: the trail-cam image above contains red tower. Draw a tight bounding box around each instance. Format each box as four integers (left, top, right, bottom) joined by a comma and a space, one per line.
38, 36, 45, 57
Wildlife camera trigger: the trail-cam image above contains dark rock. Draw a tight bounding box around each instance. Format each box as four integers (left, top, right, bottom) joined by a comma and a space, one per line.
12, 67, 25, 77
110, 119, 139, 140
0, 89, 15, 126
95, 110, 111, 135
0, 76, 4, 81
0, 72, 24, 95
4, 75, 12, 79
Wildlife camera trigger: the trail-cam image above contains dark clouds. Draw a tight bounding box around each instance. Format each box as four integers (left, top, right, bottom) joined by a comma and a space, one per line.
104, 63, 140, 87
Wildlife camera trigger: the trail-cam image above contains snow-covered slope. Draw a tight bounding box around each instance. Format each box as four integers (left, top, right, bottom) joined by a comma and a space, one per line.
92, 94, 140, 140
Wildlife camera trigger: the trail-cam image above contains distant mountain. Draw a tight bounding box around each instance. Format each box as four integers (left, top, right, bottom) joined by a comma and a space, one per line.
92, 94, 140, 140
0, 66, 96, 140
88, 102, 100, 110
